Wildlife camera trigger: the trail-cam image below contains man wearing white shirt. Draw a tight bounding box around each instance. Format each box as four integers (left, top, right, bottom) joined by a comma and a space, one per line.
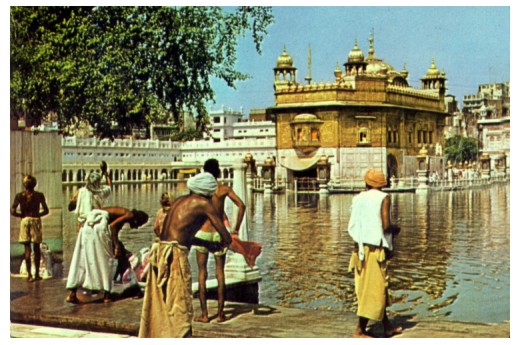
347, 169, 402, 338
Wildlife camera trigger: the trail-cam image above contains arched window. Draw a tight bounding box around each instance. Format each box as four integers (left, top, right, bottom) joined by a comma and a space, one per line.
358, 128, 369, 144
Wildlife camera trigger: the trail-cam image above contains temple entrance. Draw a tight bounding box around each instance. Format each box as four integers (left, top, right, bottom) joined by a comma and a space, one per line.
387, 154, 398, 185
293, 168, 317, 179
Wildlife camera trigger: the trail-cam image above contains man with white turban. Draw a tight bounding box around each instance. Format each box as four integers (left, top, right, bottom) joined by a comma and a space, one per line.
347, 169, 402, 338
139, 171, 231, 338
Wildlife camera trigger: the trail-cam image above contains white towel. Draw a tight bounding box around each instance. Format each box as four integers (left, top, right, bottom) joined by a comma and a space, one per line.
187, 172, 217, 197
74, 187, 93, 223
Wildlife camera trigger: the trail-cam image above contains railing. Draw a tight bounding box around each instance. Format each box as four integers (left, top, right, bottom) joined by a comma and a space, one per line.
250, 173, 509, 194
294, 178, 319, 193
251, 177, 287, 191
429, 173, 509, 189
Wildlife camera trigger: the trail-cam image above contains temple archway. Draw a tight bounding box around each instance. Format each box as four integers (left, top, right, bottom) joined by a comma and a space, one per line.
387, 154, 399, 181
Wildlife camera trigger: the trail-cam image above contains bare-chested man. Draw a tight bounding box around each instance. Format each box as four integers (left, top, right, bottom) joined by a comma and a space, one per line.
138, 172, 231, 338
11, 175, 49, 282
194, 158, 245, 323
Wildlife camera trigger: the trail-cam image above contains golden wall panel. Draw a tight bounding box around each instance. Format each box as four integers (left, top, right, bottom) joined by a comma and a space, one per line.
319, 121, 338, 147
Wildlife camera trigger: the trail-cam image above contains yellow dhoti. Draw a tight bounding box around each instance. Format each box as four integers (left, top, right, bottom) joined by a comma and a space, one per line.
138, 241, 193, 338
348, 245, 390, 321
19, 217, 42, 244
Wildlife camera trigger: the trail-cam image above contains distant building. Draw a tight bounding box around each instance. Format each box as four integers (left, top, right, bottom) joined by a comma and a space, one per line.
182, 105, 276, 169
466, 82, 510, 173
443, 94, 465, 138
249, 108, 270, 122
205, 106, 244, 142
267, 34, 449, 183
462, 82, 510, 140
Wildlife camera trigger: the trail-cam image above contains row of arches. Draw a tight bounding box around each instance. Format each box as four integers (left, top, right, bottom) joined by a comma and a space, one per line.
62, 167, 235, 183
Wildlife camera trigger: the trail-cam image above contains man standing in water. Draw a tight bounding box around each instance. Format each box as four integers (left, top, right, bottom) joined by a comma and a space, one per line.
11, 175, 50, 282
139, 172, 232, 338
193, 159, 246, 323
347, 169, 402, 338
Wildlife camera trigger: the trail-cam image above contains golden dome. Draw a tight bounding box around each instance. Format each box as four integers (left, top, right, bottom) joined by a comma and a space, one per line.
426, 58, 440, 76
366, 59, 396, 75
348, 39, 365, 63
400, 63, 409, 79
276, 46, 294, 69
334, 62, 342, 73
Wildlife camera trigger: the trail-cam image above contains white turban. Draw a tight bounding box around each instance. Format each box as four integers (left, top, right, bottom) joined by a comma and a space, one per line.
187, 172, 217, 197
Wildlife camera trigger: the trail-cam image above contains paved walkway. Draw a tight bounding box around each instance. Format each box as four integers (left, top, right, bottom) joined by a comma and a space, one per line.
10, 276, 509, 338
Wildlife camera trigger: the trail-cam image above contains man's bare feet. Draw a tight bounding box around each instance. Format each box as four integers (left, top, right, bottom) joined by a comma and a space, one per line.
353, 331, 374, 338
354, 326, 374, 338
215, 315, 229, 323
66, 293, 80, 304
27, 276, 34, 283
194, 316, 210, 323
384, 326, 403, 338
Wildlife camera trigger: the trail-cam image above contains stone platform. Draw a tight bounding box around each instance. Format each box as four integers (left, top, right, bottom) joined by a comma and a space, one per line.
10, 277, 509, 338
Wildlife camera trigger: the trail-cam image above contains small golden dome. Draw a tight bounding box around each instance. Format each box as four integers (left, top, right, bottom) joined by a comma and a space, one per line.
348, 39, 365, 63
400, 63, 409, 79
334, 62, 342, 74
276, 46, 294, 68
426, 58, 440, 76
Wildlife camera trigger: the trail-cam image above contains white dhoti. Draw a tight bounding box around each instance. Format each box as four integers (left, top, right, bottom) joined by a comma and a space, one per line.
66, 209, 117, 292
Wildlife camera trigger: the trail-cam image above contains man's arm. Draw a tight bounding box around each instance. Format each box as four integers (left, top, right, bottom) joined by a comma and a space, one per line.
192, 237, 224, 252
38, 193, 50, 218
381, 196, 400, 235
381, 196, 391, 232
204, 203, 232, 247
153, 211, 162, 237
11, 194, 22, 218
108, 209, 132, 256
227, 188, 246, 235
100, 161, 112, 188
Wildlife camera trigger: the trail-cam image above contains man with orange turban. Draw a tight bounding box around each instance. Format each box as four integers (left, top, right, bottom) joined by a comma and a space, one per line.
347, 169, 402, 338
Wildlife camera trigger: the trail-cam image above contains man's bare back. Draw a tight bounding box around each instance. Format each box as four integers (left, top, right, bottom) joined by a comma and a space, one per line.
11, 190, 49, 219
199, 183, 245, 235
161, 193, 231, 249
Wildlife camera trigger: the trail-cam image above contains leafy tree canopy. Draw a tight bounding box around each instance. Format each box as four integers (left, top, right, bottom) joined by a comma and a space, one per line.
10, 6, 274, 139
444, 135, 478, 163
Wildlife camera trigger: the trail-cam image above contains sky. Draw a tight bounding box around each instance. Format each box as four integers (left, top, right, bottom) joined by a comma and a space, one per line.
209, 5, 510, 117
2, 2, 511, 118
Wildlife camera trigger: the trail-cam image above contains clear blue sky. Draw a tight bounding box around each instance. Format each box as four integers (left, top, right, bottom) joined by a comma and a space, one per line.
209, 5, 510, 117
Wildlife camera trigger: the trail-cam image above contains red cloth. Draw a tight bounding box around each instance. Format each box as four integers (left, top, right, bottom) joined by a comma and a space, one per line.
229, 234, 262, 268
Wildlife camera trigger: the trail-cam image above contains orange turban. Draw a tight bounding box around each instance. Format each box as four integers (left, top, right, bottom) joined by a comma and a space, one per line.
364, 169, 386, 188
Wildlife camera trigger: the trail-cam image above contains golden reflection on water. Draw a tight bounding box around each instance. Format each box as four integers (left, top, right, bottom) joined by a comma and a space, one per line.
62, 183, 509, 323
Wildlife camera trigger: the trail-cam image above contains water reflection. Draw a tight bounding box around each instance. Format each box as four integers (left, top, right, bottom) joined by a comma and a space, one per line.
62, 183, 509, 323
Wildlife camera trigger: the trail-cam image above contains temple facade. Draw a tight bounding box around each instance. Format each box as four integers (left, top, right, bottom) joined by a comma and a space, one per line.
266, 35, 449, 184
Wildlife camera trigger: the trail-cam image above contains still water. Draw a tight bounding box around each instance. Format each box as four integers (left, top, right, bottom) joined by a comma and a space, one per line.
62, 183, 510, 323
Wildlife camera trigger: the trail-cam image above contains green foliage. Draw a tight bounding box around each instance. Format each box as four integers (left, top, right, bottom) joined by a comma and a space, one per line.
10, 6, 274, 139
444, 135, 478, 163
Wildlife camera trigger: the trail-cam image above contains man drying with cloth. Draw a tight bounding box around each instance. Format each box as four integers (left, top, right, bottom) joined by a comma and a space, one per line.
347, 169, 402, 338
139, 172, 231, 338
